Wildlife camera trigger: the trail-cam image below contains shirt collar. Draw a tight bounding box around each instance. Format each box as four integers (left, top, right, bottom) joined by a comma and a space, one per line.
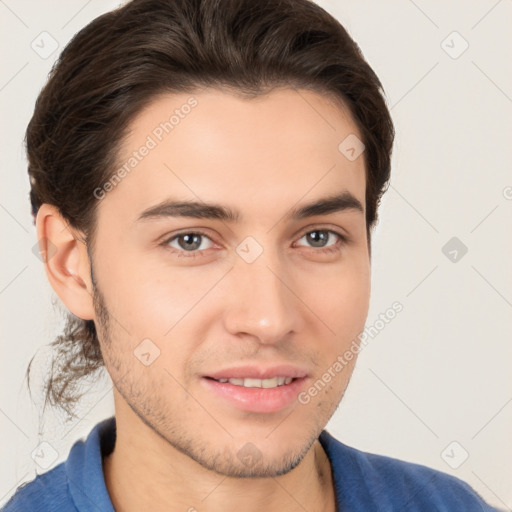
65, 416, 116, 512
65, 417, 342, 511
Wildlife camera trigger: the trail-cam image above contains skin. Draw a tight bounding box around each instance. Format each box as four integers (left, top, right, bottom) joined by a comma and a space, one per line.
37, 87, 371, 512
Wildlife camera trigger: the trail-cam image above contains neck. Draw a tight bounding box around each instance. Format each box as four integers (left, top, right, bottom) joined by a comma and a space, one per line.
103, 411, 335, 512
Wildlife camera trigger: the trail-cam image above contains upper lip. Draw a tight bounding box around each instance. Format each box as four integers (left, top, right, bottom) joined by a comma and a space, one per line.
204, 364, 309, 380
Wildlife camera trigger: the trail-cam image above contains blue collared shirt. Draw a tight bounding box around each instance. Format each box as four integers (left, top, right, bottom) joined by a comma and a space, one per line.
1, 416, 501, 511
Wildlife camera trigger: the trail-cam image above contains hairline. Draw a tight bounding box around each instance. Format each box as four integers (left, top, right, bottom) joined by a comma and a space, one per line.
84, 82, 370, 258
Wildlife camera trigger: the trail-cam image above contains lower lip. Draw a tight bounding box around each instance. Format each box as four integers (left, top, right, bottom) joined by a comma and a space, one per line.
201, 377, 308, 413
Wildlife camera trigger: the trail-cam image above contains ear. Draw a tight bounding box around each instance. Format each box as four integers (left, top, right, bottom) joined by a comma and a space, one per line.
35, 204, 95, 320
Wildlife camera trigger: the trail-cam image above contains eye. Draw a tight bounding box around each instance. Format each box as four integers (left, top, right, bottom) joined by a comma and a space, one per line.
163, 231, 214, 257
295, 229, 346, 252
161, 228, 347, 259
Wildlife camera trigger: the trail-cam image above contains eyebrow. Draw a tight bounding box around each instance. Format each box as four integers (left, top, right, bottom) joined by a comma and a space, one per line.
136, 191, 364, 223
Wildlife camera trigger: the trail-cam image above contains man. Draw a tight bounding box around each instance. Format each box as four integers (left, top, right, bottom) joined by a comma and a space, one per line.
2, 0, 501, 510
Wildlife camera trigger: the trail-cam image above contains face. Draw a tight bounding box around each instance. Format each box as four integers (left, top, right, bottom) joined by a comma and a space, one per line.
90, 87, 370, 477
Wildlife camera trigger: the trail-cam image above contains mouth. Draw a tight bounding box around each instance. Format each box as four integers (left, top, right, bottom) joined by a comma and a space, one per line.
204, 376, 296, 388
200, 366, 309, 413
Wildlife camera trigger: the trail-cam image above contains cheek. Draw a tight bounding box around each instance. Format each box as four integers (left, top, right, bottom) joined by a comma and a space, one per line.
303, 260, 371, 336
104, 255, 206, 332
101, 263, 223, 374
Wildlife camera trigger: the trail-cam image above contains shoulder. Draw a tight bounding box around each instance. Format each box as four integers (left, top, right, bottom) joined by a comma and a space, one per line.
319, 430, 501, 511
1, 417, 115, 512
0, 463, 76, 512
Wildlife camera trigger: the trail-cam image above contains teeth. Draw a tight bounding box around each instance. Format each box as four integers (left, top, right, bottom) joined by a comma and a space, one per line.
215, 377, 294, 388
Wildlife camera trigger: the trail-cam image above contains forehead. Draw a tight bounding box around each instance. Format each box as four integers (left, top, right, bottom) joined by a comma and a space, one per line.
99, 87, 366, 225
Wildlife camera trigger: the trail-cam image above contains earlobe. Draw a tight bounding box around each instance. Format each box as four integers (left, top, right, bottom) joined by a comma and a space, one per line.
35, 204, 95, 320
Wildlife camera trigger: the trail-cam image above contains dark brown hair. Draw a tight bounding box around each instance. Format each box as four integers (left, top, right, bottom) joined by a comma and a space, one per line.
26, 0, 394, 416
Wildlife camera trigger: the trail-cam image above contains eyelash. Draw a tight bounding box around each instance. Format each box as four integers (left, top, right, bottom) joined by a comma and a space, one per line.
160, 228, 348, 259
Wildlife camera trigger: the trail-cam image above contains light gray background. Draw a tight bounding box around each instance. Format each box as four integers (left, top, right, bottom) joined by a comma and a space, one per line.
1, 0, 511, 509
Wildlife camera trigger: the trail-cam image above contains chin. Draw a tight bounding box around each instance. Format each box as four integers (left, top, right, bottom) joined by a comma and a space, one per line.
144, 414, 320, 479
190, 439, 314, 479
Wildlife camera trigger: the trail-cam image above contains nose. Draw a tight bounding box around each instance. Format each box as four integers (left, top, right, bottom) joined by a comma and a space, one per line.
222, 252, 302, 345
